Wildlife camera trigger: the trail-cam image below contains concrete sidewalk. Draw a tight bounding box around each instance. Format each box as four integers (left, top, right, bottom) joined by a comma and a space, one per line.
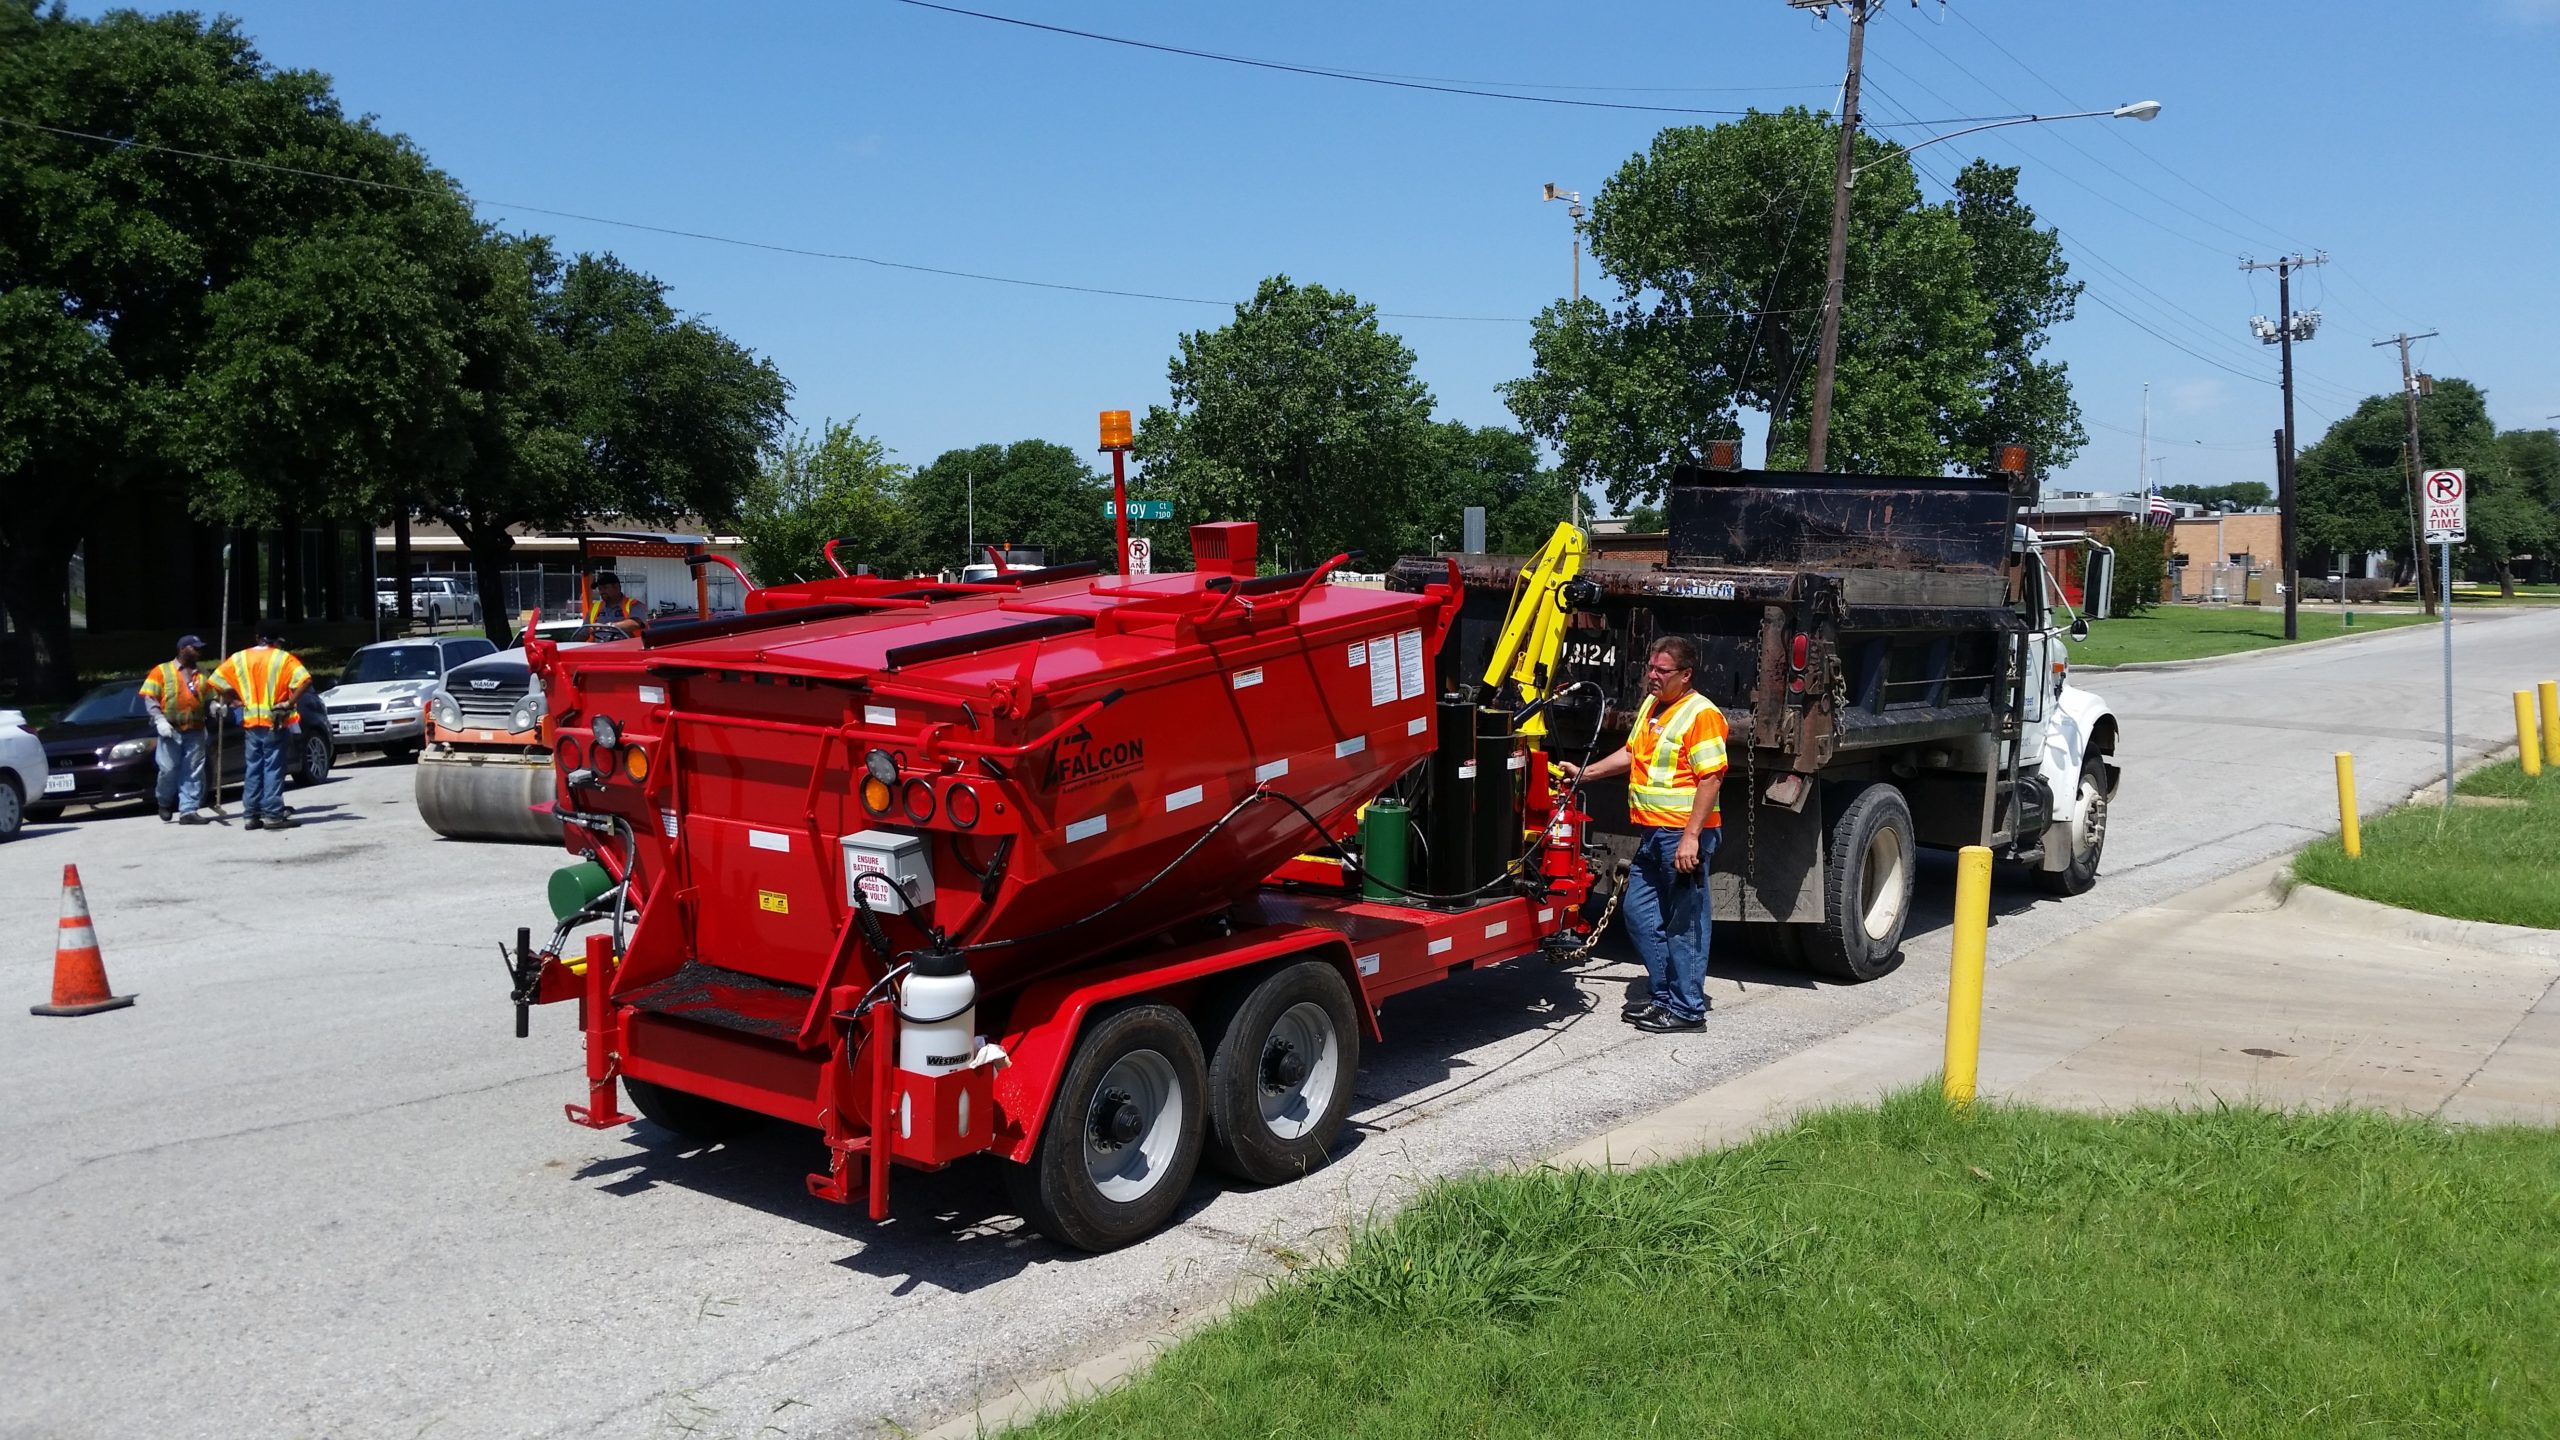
1556, 862, 2560, 1170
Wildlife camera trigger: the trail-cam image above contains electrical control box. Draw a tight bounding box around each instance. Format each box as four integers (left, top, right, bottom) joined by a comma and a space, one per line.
843, 829, 935, 915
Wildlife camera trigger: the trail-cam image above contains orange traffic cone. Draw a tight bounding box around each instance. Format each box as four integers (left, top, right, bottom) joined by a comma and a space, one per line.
31, 864, 135, 1017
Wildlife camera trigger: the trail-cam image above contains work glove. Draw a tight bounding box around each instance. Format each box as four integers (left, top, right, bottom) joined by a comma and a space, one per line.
154, 719, 178, 741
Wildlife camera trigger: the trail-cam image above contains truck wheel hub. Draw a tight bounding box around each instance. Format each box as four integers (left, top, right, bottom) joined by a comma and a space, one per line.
1091, 1088, 1144, 1150
1261, 1038, 1307, 1092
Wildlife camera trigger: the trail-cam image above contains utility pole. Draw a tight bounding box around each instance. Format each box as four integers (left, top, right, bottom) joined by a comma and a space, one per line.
2137, 382, 2149, 499
2373, 331, 2440, 615
1793, 0, 1882, 473
1540, 184, 1584, 303
2242, 252, 2326, 639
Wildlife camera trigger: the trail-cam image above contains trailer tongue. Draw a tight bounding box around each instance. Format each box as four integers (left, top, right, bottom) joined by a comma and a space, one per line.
508, 521, 1613, 1250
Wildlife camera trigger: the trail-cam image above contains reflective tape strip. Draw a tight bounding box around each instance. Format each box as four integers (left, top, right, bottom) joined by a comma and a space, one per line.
748, 830, 791, 853
1255, 758, 1289, 782
1065, 815, 1109, 843
1408, 716, 1428, 736
58, 925, 97, 950
1165, 785, 1203, 812
1485, 920, 1508, 939
1428, 937, 1453, 955
1538, 907, 1554, 923
863, 705, 897, 726
1335, 735, 1366, 758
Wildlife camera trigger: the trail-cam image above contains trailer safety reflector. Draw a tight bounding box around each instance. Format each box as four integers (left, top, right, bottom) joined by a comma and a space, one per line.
1408, 716, 1428, 735
637, 685, 665, 706
863, 704, 898, 726
1428, 937, 1454, 955
1538, 907, 1554, 923
1165, 785, 1203, 812
1065, 815, 1109, 843
748, 830, 791, 853
1255, 758, 1289, 782
1335, 735, 1367, 758
1485, 920, 1508, 939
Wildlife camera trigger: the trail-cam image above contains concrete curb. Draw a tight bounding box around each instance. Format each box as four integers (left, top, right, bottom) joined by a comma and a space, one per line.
2280, 881, 2560, 957
2077, 606, 2516, 675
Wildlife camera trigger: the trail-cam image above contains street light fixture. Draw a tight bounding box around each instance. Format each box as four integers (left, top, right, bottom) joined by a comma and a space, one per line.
1851, 102, 2164, 182
1541, 182, 1585, 303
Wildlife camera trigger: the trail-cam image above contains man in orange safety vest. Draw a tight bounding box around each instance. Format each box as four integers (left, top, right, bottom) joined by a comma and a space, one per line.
1557, 634, 1728, 1033
139, 634, 215, 823
210, 625, 312, 831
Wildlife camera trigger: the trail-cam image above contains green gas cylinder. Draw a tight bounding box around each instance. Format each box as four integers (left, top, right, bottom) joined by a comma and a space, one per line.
1359, 799, 1410, 902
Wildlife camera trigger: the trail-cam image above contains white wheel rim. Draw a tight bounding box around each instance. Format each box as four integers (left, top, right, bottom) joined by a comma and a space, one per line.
1860, 824, 1906, 942
0, 786, 19, 830
1257, 1002, 1341, 1142
2071, 776, 2107, 858
1084, 1048, 1184, 1203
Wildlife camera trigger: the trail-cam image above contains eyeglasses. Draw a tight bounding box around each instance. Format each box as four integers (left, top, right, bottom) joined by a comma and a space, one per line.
1644, 662, 1689, 677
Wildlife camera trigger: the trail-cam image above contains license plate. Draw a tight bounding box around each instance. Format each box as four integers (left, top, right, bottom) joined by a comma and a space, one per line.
334, 720, 360, 736
44, 773, 74, 795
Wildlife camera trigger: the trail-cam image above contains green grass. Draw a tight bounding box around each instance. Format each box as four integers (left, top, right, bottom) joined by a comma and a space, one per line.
1014, 1092, 2559, 1439
2294, 760, 2560, 928
2073, 604, 2429, 666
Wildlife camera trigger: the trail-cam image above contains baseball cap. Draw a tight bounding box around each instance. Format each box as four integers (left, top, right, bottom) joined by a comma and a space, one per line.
176, 634, 206, 652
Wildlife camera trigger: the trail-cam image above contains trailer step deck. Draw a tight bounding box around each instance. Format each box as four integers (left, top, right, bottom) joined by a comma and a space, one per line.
621, 961, 815, 1042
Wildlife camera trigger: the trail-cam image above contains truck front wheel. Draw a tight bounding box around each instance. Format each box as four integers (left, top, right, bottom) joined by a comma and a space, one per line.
1007, 1003, 1208, 1252
2033, 759, 2109, 896
1201, 960, 1360, 1186
1799, 783, 1915, 982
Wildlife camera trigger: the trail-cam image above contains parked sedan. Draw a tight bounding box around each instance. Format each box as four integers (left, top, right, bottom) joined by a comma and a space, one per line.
321, 635, 496, 759
28, 679, 335, 821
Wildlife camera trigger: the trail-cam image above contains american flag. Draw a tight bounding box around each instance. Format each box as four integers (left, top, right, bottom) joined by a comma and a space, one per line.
2146, 488, 2175, 524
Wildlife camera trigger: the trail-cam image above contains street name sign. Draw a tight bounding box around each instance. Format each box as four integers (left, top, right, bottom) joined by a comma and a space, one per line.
2422, 468, 2466, 544
1104, 500, 1175, 521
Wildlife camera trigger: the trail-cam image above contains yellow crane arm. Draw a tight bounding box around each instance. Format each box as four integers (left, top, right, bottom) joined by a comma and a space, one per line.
1479, 521, 1587, 739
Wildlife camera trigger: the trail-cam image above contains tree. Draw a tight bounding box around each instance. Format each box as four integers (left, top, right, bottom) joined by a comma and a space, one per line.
2472, 426, 2559, 597
416, 243, 790, 641
2162, 481, 2273, 509
0, 3, 484, 693
737, 420, 909, 583
2097, 520, 2167, 615
1133, 276, 1436, 571
2296, 378, 2510, 596
899, 440, 1115, 576
1405, 423, 1576, 556
1501, 111, 2084, 510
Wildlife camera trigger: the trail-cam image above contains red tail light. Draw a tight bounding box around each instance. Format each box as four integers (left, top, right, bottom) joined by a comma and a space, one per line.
1789, 634, 1808, 670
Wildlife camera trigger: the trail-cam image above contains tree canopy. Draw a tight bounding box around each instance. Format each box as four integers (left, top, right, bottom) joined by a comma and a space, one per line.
1501, 111, 2085, 508
2296, 378, 2558, 599
738, 419, 910, 585
1133, 276, 1440, 571
2161, 482, 2274, 510
901, 440, 1116, 575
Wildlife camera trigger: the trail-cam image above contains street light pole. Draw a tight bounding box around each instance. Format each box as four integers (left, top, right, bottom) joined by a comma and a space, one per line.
1541, 183, 1584, 303
2243, 252, 2327, 639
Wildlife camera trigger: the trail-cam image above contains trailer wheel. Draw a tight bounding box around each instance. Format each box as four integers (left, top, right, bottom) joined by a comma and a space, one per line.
1006, 1003, 1207, 1252
2032, 759, 2109, 896
623, 1077, 764, 1140
1798, 783, 1914, 982
1201, 961, 1360, 1186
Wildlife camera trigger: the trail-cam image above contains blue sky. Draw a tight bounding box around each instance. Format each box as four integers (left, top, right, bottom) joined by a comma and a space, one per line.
85, 0, 2560, 503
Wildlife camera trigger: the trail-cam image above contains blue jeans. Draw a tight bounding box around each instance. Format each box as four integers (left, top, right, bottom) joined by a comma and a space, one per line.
155, 727, 208, 812
242, 728, 287, 818
1624, 827, 1719, 1023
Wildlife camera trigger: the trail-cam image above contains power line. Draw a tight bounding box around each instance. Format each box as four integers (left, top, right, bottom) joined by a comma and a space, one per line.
888, 0, 2017, 126
1, 115, 1533, 322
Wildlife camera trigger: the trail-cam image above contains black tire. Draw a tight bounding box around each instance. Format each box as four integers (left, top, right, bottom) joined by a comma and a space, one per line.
623, 1076, 764, 1140
0, 775, 22, 839
1201, 960, 1361, 1186
1731, 921, 1805, 970
1005, 1002, 1207, 1252
292, 732, 333, 786
2032, 759, 2109, 896
1798, 783, 1915, 982
385, 740, 424, 764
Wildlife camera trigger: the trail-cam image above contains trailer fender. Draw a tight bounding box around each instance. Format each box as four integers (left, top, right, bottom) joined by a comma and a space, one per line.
990, 924, 1360, 1165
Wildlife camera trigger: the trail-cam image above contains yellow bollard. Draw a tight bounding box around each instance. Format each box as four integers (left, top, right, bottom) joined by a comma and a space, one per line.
2519, 692, 2544, 779
2334, 752, 2361, 858
2541, 681, 2559, 770
1942, 845, 1993, 1107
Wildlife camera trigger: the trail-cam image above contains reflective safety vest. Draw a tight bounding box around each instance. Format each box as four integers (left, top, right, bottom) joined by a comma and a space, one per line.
1626, 689, 1728, 829
586, 594, 642, 628
139, 661, 210, 729
212, 646, 311, 730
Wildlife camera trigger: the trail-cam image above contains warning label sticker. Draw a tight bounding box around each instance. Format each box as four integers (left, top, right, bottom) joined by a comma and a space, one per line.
758, 890, 790, 914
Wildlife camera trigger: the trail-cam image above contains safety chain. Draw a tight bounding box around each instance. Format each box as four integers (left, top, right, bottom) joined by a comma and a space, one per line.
1550, 854, 1630, 966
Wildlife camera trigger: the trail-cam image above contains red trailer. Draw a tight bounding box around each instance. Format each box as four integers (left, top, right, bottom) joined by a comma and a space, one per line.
505, 522, 1611, 1250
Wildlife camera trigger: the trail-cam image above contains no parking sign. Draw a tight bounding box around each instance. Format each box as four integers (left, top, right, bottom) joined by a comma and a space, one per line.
2422, 469, 2466, 544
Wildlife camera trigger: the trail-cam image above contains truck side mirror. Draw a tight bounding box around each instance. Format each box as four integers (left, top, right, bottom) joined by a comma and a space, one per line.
2068, 618, 2091, 642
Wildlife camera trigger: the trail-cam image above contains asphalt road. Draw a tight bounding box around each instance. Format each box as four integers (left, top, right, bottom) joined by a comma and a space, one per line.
4, 606, 2552, 1440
